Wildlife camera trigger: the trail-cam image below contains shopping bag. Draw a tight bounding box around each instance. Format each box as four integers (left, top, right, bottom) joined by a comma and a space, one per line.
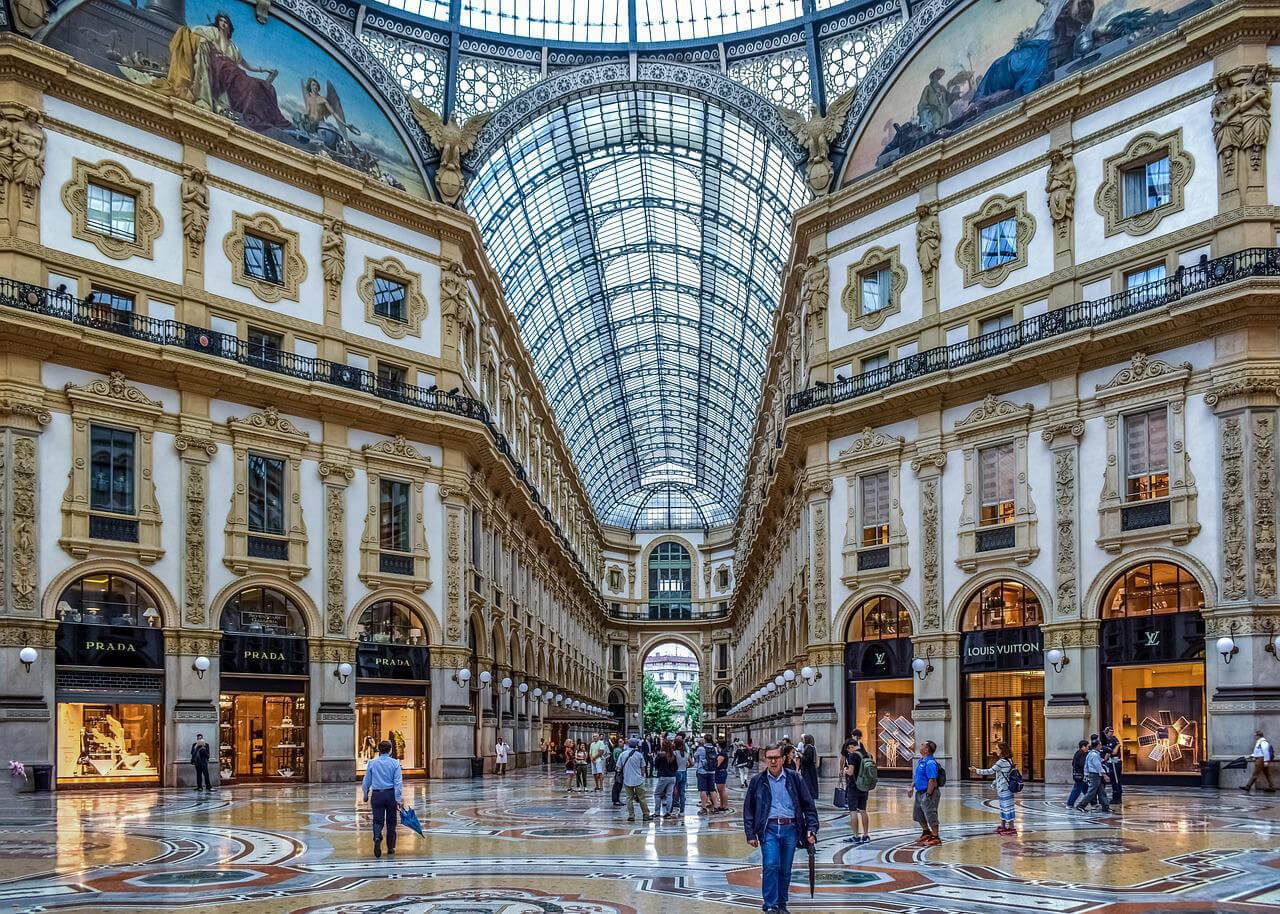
399, 805, 425, 837
833, 786, 848, 809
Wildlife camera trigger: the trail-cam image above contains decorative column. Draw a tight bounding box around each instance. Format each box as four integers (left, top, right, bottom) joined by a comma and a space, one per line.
910, 450, 954, 768
309, 638, 356, 783
0, 394, 51, 793
1203, 373, 1280, 785
801, 476, 841, 775
435, 482, 478, 778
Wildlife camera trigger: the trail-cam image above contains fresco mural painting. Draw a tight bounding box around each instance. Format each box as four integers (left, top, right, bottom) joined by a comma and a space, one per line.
847, 0, 1217, 178
39, 0, 427, 196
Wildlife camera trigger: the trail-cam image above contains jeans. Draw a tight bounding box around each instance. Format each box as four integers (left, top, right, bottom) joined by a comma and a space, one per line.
612, 775, 624, 804
1066, 778, 1085, 808
193, 762, 211, 790
576, 764, 588, 789
370, 788, 398, 853
674, 770, 687, 811
625, 784, 650, 819
759, 822, 798, 911
655, 776, 676, 815
1078, 773, 1108, 809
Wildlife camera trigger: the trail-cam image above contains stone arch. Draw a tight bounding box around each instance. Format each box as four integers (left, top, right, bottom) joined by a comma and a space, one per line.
42, 559, 178, 629
834, 584, 921, 642
637, 534, 700, 604
509, 629, 522, 673
346, 589, 442, 645
491, 621, 508, 668
1081, 547, 1218, 622
945, 568, 1054, 634
468, 609, 489, 660
523, 641, 536, 679
209, 574, 321, 637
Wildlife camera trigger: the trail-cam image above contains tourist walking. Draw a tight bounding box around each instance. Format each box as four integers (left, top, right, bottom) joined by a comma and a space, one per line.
911, 739, 942, 845
734, 740, 752, 787
361, 739, 403, 858
1101, 725, 1123, 806
842, 730, 875, 844
590, 732, 608, 791
1242, 728, 1276, 792
574, 740, 590, 791
611, 738, 626, 805
1066, 740, 1089, 809
714, 737, 731, 812
673, 735, 689, 814
563, 741, 577, 791
654, 738, 679, 818
495, 737, 509, 775
547, 739, 557, 768
743, 740, 819, 914
190, 733, 212, 792
695, 734, 718, 814
798, 733, 819, 801
971, 741, 1018, 835
1075, 735, 1112, 812
618, 737, 652, 822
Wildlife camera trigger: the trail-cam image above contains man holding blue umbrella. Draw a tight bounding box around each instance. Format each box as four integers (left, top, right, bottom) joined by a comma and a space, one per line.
362, 739, 403, 858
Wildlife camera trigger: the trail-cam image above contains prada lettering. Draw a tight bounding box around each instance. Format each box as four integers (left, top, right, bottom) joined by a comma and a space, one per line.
374, 657, 411, 667
965, 642, 1039, 659
243, 650, 286, 661
85, 640, 137, 652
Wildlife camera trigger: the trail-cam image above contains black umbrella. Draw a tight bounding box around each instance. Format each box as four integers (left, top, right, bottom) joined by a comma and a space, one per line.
805, 837, 816, 898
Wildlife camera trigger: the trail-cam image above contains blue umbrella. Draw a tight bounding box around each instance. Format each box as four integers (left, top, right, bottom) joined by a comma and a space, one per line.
399, 805, 425, 837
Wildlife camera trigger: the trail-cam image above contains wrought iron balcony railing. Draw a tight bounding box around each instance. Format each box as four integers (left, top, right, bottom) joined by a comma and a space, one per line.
607, 603, 730, 622
0, 277, 597, 593
789, 247, 1280, 416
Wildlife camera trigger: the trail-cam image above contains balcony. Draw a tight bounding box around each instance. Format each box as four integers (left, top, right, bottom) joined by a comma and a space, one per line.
608, 604, 730, 623
789, 248, 1280, 415
89, 513, 139, 543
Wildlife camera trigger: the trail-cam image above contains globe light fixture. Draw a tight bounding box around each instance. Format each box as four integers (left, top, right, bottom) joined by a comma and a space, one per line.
192, 655, 210, 680
335, 661, 353, 684
18, 646, 37, 673
454, 667, 472, 687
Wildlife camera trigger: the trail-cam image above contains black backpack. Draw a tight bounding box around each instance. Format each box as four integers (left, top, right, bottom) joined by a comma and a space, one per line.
935, 763, 946, 788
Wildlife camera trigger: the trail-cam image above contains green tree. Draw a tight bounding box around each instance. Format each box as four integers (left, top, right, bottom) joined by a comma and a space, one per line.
642, 672, 676, 734
684, 681, 703, 736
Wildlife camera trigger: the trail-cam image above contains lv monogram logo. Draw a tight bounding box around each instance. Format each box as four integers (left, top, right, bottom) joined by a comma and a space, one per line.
1144, 631, 1160, 646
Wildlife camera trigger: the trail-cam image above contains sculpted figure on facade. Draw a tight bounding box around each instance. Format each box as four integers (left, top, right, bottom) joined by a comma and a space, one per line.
0, 119, 13, 205
1045, 147, 1076, 236
321, 218, 345, 298
1211, 72, 1242, 179
777, 90, 855, 195
180, 167, 209, 259
915, 204, 940, 280
11, 108, 45, 209
441, 258, 471, 335
1239, 64, 1272, 172
409, 100, 491, 205
799, 256, 828, 357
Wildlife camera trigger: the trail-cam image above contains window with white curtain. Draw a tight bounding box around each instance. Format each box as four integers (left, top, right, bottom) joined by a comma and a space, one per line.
1124, 406, 1170, 501
860, 470, 890, 546
1122, 156, 1171, 218
978, 443, 1016, 526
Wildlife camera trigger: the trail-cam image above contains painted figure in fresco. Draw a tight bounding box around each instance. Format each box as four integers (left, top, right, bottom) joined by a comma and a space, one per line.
917, 68, 949, 132
298, 77, 361, 150
967, 0, 1095, 114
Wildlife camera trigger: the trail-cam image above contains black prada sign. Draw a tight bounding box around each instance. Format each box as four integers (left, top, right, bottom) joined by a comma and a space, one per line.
961, 626, 1043, 673
357, 643, 430, 681
845, 637, 913, 680
221, 633, 307, 676
56, 622, 163, 669
1100, 612, 1205, 666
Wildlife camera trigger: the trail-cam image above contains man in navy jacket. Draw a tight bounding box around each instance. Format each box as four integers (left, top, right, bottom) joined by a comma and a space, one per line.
743, 741, 819, 913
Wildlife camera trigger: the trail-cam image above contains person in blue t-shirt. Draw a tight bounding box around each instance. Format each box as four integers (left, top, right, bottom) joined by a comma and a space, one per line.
911, 739, 941, 846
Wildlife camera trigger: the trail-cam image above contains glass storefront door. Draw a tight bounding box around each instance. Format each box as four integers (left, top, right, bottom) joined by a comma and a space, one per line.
964, 671, 1045, 781
218, 692, 307, 782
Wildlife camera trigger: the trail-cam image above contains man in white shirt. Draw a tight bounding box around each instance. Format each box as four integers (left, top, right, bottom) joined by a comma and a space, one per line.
1242, 729, 1275, 792
589, 732, 608, 791
495, 738, 509, 775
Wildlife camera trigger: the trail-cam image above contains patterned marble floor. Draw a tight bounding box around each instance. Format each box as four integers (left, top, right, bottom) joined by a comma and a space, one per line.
0, 768, 1277, 913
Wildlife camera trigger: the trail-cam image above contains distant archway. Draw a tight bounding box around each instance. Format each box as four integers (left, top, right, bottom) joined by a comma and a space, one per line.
642, 639, 701, 734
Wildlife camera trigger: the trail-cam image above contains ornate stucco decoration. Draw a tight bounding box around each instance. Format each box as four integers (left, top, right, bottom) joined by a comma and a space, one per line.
838, 427, 908, 588
60, 159, 163, 260
174, 430, 215, 626
320, 218, 345, 304
955, 192, 1035, 288
1222, 414, 1245, 601
1212, 64, 1271, 182
408, 100, 490, 206
224, 406, 310, 579
222, 211, 307, 303
0, 396, 52, 429
915, 203, 941, 283
953, 395, 1037, 571
918, 476, 941, 631
9, 435, 38, 614
325, 484, 345, 634
1045, 147, 1076, 240
1095, 129, 1194, 237
1204, 371, 1280, 408
1253, 413, 1277, 599
841, 245, 906, 331
1053, 448, 1079, 617
9, 107, 44, 211
358, 255, 428, 340
798, 256, 829, 357
441, 257, 471, 338
445, 509, 463, 642
777, 89, 855, 196
1095, 352, 1193, 394
955, 394, 1033, 432
180, 166, 209, 265
359, 435, 432, 590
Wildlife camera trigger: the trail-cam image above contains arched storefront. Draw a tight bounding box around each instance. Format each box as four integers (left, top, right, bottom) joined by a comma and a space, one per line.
1098, 561, 1205, 781
844, 595, 916, 776
217, 585, 310, 783
960, 580, 1045, 781
354, 599, 431, 777
54, 571, 165, 787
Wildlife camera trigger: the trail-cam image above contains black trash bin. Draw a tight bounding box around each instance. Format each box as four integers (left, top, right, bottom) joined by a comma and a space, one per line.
470, 757, 484, 779
30, 765, 52, 792
1199, 759, 1221, 788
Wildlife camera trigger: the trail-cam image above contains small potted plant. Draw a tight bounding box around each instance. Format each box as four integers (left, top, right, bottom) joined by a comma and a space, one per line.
9, 760, 31, 795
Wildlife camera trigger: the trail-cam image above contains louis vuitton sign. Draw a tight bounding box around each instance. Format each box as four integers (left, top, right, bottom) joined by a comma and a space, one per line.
961, 626, 1043, 673
1100, 612, 1205, 666
845, 637, 913, 680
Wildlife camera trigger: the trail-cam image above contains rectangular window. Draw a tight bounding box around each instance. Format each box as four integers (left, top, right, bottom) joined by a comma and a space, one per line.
1126, 263, 1167, 290
860, 470, 890, 546
979, 311, 1015, 336
247, 453, 286, 535
86, 183, 136, 241
978, 217, 1017, 271
243, 233, 285, 285
978, 443, 1016, 526
716, 643, 729, 675
89, 287, 134, 326
611, 644, 624, 674
89, 424, 136, 514
861, 351, 890, 374
373, 276, 408, 322
1124, 406, 1170, 502
248, 327, 283, 366
859, 266, 892, 314
377, 362, 406, 392
379, 478, 411, 552
1123, 156, 1171, 218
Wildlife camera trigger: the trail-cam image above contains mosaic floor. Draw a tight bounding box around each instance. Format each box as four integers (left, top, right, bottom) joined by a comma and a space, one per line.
0, 768, 1277, 913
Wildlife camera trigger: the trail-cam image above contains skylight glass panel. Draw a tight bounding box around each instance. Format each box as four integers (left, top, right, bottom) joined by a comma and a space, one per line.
458, 0, 628, 43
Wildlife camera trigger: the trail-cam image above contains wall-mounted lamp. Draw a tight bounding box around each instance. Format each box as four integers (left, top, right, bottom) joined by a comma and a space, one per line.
1046, 647, 1071, 674
1265, 632, 1280, 663
800, 666, 822, 684
766, 681, 777, 693
773, 674, 785, 688
334, 661, 353, 684
452, 667, 472, 687
192, 655, 210, 680
18, 646, 37, 674
478, 670, 493, 686
532, 687, 543, 700
518, 682, 529, 695
783, 669, 797, 686
500, 676, 513, 691
911, 646, 935, 681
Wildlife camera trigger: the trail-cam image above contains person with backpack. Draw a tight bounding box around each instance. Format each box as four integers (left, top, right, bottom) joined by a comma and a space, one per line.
733, 740, 752, 787
1066, 739, 1089, 809
672, 735, 689, 814
911, 739, 943, 846
618, 737, 652, 822
1075, 734, 1112, 813
694, 735, 718, 814
842, 730, 877, 844
971, 740, 1020, 835
610, 739, 626, 806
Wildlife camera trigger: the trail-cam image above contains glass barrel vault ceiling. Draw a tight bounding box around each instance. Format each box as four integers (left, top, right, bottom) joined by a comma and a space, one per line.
467, 89, 811, 531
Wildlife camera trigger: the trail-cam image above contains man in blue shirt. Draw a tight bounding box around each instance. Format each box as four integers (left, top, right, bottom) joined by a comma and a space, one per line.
743, 741, 818, 913
912, 739, 941, 846
362, 739, 404, 858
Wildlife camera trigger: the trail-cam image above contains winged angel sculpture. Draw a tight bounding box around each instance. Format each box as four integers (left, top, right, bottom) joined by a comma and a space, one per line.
777, 90, 856, 196
410, 99, 491, 206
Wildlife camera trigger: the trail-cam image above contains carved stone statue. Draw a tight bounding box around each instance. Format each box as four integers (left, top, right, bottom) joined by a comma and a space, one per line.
915, 203, 941, 279
0, 120, 13, 206
180, 167, 209, 258
1239, 64, 1272, 172
408, 100, 491, 206
441, 258, 470, 334
1212, 71, 1243, 180
798, 256, 828, 356
254, 0, 272, 24
777, 90, 856, 196
1045, 147, 1076, 236
321, 219, 345, 293
11, 108, 45, 209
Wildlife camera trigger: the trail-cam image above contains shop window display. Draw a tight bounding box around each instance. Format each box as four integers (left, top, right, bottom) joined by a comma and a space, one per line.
852, 679, 915, 770
1108, 663, 1204, 775
844, 595, 915, 773
219, 693, 306, 781
57, 702, 160, 783
57, 572, 161, 627
357, 600, 427, 644
356, 697, 427, 773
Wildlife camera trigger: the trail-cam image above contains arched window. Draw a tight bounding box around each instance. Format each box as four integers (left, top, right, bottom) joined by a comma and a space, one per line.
219, 586, 307, 637
961, 579, 1042, 631
57, 572, 160, 627
648, 541, 692, 619
714, 687, 732, 715
1102, 561, 1204, 618
846, 595, 912, 641
357, 600, 428, 645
